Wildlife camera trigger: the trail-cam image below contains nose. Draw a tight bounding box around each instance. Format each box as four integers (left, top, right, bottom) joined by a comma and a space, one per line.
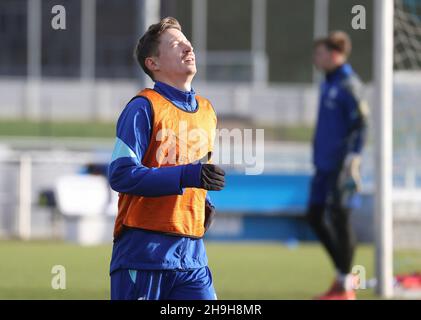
183, 41, 193, 53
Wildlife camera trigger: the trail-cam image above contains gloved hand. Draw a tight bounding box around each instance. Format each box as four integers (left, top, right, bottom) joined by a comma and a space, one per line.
339, 153, 362, 193
181, 151, 226, 191
200, 164, 225, 191
204, 200, 216, 232
197, 151, 225, 191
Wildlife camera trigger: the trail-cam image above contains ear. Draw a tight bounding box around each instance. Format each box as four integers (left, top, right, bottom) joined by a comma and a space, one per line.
145, 57, 160, 73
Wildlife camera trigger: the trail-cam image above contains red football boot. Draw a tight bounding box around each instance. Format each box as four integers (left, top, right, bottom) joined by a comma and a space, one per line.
314, 279, 356, 300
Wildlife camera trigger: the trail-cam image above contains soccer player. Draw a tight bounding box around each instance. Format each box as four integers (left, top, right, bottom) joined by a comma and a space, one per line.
307, 31, 368, 300
107, 17, 225, 300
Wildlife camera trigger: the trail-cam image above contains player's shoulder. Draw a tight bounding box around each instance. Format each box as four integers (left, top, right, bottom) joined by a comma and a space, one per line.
115, 95, 153, 131
120, 95, 152, 119
339, 72, 364, 101
126, 95, 152, 112
195, 94, 211, 105
196, 95, 217, 115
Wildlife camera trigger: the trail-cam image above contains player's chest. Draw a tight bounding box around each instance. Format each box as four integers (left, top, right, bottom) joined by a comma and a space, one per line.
320, 83, 341, 110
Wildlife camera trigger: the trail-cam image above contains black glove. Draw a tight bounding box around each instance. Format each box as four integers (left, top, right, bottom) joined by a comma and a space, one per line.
180, 151, 225, 191
200, 164, 225, 191
338, 154, 362, 208
196, 151, 225, 191
204, 201, 216, 232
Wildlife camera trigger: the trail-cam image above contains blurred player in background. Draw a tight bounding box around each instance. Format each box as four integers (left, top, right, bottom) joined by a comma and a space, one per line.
307, 31, 369, 300
108, 17, 224, 300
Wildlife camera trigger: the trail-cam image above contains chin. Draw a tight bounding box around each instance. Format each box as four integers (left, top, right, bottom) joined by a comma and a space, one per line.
186, 67, 197, 76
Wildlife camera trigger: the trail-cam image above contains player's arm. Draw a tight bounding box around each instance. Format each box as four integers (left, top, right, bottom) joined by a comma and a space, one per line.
108, 98, 224, 196
340, 77, 369, 190
342, 76, 369, 157
204, 194, 216, 232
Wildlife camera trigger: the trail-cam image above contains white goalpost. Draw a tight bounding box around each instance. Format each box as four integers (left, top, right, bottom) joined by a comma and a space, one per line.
375, 0, 421, 299
373, 0, 395, 298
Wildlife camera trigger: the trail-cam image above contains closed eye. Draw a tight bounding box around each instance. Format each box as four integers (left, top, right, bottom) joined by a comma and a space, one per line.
171, 39, 191, 48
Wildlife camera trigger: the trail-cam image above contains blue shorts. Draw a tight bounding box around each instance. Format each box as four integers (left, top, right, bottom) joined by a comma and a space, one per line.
110, 266, 217, 300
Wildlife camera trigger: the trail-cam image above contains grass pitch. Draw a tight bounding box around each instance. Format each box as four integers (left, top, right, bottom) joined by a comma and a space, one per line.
0, 240, 418, 299
0, 241, 420, 299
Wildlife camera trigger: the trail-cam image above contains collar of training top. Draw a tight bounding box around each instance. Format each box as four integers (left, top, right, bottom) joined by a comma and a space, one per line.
325, 63, 353, 82
154, 81, 197, 111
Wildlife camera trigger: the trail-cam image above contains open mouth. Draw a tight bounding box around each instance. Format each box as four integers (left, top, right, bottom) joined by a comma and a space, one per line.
183, 56, 195, 63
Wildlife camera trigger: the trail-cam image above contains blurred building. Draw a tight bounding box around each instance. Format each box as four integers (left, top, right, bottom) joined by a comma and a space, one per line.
0, 0, 374, 83
0, 0, 376, 125
0, 0, 420, 253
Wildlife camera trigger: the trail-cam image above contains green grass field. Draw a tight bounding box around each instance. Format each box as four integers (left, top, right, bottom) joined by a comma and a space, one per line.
0, 240, 380, 300
1, 240, 419, 300
0, 119, 313, 142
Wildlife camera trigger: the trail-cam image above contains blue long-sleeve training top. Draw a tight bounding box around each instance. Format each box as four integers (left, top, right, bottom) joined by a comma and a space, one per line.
109, 81, 213, 274
313, 63, 368, 172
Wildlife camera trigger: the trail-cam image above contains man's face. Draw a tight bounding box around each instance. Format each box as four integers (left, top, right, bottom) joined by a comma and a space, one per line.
152, 28, 196, 81
313, 44, 333, 71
